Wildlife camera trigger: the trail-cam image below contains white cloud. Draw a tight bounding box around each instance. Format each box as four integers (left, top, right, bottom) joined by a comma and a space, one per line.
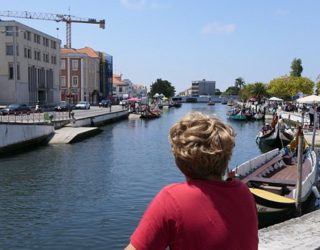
201, 22, 236, 35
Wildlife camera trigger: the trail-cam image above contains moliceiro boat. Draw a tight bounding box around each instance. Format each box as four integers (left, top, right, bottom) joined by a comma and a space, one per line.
256, 121, 294, 150
230, 143, 319, 228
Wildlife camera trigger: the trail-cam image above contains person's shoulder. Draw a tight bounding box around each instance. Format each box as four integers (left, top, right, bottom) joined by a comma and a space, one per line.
158, 182, 190, 196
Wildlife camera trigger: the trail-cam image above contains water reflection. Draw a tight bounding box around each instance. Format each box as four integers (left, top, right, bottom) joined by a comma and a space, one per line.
0, 103, 268, 249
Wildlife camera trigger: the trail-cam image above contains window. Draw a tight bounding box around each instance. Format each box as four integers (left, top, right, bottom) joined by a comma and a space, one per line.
72, 76, 78, 87
27, 48, 31, 58
17, 64, 20, 80
43, 37, 49, 47
8, 63, 14, 79
60, 76, 66, 87
34, 50, 41, 61
6, 44, 13, 55
43, 53, 49, 62
61, 60, 66, 69
51, 40, 56, 49
72, 60, 78, 70
34, 34, 40, 44
26, 31, 31, 41
24, 47, 27, 58
5, 26, 14, 36
119, 87, 123, 92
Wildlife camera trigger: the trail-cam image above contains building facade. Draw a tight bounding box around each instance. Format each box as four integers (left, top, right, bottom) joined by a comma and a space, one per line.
112, 74, 133, 100
98, 52, 113, 100
0, 20, 61, 105
191, 79, 216, 96
60, 47, 100, 104
132, 84, 147, 97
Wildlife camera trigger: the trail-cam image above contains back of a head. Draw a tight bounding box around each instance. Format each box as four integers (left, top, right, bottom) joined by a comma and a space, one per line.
169, 112, 235, 179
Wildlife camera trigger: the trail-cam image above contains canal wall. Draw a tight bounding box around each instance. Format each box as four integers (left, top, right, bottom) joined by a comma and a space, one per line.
0, 123, 54, 153
70, 110, 129, 127
259, 209, 320, 250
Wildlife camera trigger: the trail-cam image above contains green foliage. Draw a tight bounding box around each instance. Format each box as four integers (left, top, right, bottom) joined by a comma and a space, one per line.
267, 76, 314, 100
239, 82, 267, 102
235, 77, 245, 89
215, 88, 222, 96
149, 78, 175, 98
239, 84, 254, 101
316, 81, 320, 94
224, 86, 240, 96
290, 58, 303, 77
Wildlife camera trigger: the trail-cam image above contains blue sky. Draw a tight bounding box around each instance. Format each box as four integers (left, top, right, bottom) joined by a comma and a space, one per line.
1, 0, 320, 93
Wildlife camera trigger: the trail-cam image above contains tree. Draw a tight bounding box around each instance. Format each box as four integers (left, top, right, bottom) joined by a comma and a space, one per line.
149, 78, 175, 98
316, 81, 320, 95
251, 82, 268, 103
235, 77, 245, 89
239, 82, 267, 103
224, 86, 240, 96
267, 76, 314, 100
290, 58, 303, 77
239, 84, 254, 101
215, 88, 222, 96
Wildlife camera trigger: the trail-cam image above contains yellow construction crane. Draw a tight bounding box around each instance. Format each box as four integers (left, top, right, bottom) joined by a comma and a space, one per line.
0, 10, 105, 48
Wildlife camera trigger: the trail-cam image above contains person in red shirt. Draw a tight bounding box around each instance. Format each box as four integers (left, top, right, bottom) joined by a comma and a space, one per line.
125, 112, 258, 250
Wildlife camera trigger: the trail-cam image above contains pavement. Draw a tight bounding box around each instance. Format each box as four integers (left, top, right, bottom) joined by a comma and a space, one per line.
48, 126, 101, 144
258, 209, 320, 250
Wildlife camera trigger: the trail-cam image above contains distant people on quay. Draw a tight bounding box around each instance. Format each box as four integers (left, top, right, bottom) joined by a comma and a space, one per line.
125, 112, 258, 250
308, 105, 315, 127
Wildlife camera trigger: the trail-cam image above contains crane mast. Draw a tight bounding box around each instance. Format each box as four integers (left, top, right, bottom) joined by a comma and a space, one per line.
0, 10, 105, 48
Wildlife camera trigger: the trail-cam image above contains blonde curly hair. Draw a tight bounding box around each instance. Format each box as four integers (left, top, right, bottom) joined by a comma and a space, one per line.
169, 112, 235, 179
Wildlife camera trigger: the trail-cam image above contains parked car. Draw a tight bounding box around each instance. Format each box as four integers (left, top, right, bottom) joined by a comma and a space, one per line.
0, 103, 31, 115
54, 101, 74, 112
119, 100, 128, 106
99, 99, 111, 108
75, 101, 90, 110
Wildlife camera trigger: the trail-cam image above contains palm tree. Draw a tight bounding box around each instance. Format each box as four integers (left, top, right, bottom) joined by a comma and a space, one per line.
250, 82, 267, 103
235, 77, 245, 89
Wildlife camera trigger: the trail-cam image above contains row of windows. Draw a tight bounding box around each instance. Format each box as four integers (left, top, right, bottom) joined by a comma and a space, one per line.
61, 59, 79, 70
60, 76, 79, 87
5, 44, 58, 65
5, 26, 57, 49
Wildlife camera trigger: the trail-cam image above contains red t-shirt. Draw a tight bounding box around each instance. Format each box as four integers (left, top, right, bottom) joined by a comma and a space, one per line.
131, 179, 258, 250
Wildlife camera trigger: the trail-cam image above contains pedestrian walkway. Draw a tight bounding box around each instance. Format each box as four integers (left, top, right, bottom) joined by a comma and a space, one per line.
259, 209, 320, 250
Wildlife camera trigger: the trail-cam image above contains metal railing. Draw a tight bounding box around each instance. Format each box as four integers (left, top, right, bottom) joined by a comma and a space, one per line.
0, 111, 70, 124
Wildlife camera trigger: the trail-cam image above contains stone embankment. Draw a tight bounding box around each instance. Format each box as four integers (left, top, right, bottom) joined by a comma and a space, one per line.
0, 106, 129, 151
259, 209, 320, 250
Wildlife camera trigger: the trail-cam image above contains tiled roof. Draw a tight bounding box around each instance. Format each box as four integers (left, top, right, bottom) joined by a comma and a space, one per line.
113, 74, 123, 85
61, 47, 99, 58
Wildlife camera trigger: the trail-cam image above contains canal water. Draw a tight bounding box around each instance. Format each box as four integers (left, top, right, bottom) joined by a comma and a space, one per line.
0, 103, 264, 249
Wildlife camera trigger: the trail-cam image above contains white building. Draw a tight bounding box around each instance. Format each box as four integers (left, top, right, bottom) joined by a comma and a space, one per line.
112, 74, 133, 99
191, 79, 216, 96
0, 20, 61, 105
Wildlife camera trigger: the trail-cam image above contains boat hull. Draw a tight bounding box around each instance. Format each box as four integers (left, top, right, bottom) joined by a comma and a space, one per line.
232, 148, 318, 228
